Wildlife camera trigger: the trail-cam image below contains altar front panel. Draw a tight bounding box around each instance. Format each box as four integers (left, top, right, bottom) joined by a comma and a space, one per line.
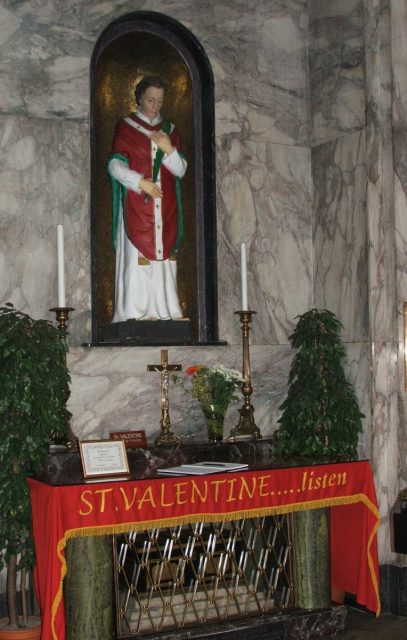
28, 460, 380, 640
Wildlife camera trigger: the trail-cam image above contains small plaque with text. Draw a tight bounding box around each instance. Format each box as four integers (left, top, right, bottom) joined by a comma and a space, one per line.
109, 430, 148, 449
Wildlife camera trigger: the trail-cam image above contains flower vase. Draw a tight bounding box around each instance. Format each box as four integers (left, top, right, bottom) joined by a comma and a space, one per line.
203, 404, 227, 442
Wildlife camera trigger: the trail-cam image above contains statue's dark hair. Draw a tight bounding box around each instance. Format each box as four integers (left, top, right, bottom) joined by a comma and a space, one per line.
135, 76, 166, 105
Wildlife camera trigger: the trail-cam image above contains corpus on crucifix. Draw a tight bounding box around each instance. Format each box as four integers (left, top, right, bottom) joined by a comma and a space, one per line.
147, 349, 181, 446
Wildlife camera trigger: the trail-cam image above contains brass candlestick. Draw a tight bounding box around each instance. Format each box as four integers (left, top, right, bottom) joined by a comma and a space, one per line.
228, 310, 262, 441
50, 306, 77, 450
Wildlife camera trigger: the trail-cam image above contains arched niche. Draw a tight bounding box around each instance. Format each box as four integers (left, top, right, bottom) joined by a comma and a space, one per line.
90, 11, 219, 345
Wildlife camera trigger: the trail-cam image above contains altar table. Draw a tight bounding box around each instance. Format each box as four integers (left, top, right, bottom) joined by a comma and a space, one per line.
28, 460, 380, 640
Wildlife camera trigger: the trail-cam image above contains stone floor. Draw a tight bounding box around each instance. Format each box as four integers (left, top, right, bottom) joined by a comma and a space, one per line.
325, 607, 407, 639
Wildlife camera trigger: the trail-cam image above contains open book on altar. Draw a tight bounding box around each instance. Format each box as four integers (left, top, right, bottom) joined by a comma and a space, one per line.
157, 461, 249, 476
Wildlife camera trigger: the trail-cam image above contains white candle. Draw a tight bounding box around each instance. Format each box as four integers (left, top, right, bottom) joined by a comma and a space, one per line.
57, 225, 66, 308
240, 242, 248, 310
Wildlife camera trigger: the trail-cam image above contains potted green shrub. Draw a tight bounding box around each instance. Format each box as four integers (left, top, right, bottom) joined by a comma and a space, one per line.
0, 304, 71, 637
275, 308, 363, 609
275, 308, 363, 461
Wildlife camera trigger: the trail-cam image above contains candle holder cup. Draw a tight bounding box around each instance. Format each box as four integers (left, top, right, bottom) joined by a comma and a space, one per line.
228, 310, 262, 441
50, 306, 75, 333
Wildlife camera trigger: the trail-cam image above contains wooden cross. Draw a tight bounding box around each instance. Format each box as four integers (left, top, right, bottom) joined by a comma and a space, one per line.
147, 350, 182, 446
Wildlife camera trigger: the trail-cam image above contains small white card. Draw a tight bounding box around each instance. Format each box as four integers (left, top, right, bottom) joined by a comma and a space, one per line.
79, 439, 130, 481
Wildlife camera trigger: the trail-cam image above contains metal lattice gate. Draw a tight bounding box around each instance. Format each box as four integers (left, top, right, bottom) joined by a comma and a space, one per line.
113, 515, 294, 637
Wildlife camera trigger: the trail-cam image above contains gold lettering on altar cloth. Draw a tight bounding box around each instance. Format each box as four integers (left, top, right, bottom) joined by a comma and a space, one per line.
78, 470, 349, 517
301, 470, 348, 492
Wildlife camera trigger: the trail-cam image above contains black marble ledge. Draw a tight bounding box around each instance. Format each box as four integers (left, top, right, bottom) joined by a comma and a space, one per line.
116, 607, 347, 640
82, 340, 228, 347
35, 438, 276, 486
35, 439, 360, 486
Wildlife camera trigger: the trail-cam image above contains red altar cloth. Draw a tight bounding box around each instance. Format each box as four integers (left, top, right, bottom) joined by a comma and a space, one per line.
28, 460, 380, 640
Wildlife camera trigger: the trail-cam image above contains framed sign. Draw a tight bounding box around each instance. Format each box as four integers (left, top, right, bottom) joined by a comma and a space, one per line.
79, 439, 130, 481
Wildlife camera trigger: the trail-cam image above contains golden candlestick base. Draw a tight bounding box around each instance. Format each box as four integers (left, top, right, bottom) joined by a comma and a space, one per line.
228, 310, 262, 441
155, 407, 181, 447
50, 306, 78, 451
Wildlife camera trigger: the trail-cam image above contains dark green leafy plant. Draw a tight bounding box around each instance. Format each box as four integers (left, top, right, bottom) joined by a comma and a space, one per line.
275, 308, 363, 462
0, 303, 71, 629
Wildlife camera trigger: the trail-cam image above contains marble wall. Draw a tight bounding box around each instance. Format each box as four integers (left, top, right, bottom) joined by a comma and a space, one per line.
310, 0, 406, 567
309, 0, 371, 453
0, 0, 312, 444
389, 0, 407, 565
0, 0, 406, 569
365, 0, 401, 566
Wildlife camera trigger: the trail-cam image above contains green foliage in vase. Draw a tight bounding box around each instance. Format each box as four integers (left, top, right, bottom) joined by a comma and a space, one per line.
174, 364, 242, 413
0, 303, 71, 628
275, 308, 363, 462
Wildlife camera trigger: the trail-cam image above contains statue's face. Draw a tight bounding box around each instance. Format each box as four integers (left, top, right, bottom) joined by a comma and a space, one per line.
139, 86, 165, 120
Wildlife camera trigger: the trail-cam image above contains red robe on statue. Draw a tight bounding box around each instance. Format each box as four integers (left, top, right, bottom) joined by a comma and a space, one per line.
111, 113, 181, 261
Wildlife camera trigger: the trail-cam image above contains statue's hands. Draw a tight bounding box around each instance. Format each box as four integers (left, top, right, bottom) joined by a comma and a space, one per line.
140, 178, 163, 199
150, 131, 174, 155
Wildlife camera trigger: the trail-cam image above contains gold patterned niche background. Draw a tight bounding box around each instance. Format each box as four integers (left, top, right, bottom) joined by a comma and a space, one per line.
93, 32, 196, 329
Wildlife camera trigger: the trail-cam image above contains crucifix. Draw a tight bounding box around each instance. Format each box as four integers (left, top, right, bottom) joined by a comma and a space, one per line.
147, 349, 182, 446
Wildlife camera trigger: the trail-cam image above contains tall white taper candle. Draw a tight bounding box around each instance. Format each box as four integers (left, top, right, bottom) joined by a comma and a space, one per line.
57, 225, 66, 308
240, 242, 248, 310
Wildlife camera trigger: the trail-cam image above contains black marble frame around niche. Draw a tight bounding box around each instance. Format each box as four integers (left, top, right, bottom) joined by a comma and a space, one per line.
89, 11, 220, 347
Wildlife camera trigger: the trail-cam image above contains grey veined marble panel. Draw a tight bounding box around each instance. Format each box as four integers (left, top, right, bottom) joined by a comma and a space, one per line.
0, 0, 311, 147
309, 0, 365, 146
67, 344, 292, 443
312, 129, 369, 342
0, 114, 91, 340
217, 138, 313, 346
0, 3, 91, 119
